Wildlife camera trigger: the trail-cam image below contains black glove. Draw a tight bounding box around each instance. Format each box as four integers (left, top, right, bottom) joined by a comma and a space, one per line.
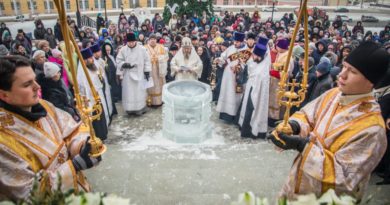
144, 72, 150, 81
266, 132, 308, 152
72, 137, 102, 171
122, 63, 134, 69
289, 120, 301, 135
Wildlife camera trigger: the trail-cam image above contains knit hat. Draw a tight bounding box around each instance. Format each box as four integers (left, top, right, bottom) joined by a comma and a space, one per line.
253, 43, 267, 58
90, 43, 101, 53
292, 46, 304, 59
276, 38, 289, 50
233, 32, 245, 42
81, 48, 93, 60
126, 32, 137, 41
0, 45, 9, 57
345, 41, 390, 85
51, 49, 62, 58
257, 36, 269, 46
316, 60, 331, 75
43, 62, 61, 78
32, 50, 45, 59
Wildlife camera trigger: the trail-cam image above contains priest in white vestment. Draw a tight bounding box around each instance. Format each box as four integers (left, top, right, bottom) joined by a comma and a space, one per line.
238, 37, 271, 139
90, 43, 115, 123
216, 31, 248, 123
116, 32, 152, 115
170, 37, 203, 80
77, 47, 108, 140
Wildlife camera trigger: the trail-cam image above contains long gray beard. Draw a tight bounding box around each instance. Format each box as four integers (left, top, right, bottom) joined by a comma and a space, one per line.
184, 54, 190, 60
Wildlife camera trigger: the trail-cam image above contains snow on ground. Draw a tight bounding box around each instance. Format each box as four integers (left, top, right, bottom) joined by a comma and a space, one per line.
84, 103, 390, 205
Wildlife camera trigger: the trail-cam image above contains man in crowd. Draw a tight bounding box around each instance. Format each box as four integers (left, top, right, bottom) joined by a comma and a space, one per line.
216, 31, 247, 123
116, 33, 151, 115
90, 43, 115, 124
268, 41, 390, 201
238, 37, 271, 139
144, 34, 168, 107
0, 56, 101, 201
170, 37, 203, 80
77, 47, 108, 141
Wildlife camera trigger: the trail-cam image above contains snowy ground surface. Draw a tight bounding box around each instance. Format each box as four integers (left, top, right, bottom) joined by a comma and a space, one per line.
85, 103, 390, 205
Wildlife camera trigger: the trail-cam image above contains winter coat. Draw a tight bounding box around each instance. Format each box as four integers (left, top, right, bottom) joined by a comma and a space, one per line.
37, 74, 78, 119
34, 27, 46, 40
44, 33, 57, 49
308, 72, 333, 102
54, 23, 63, 41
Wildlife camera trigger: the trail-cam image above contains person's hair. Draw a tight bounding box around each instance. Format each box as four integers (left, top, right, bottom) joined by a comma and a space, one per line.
0, 56, 31, 91
37, 40, 49, 50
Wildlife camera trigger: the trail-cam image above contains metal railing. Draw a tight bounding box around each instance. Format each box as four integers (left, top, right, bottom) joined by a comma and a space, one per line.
81, 15, 97, 28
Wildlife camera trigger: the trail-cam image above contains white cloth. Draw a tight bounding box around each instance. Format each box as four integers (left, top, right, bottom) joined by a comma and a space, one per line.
77, 60, 110, 126
170, 47, 203, 80
116, 45, 151, 112
94, 58, 113, 118
216, 44, 248, 116
238, 50, 271, 135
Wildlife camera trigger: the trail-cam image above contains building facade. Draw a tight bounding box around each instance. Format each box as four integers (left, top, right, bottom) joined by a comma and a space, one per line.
0, 0, 166, 16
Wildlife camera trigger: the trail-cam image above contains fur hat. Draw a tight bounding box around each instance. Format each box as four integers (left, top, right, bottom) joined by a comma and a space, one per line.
43, 62, 61, 78
345, 41, 390, 85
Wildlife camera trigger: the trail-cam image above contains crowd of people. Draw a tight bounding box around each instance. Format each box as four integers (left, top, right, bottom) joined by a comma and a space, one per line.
0, 7, 390, 202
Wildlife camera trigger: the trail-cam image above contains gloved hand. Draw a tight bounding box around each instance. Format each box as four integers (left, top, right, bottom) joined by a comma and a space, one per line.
266, 132, 308, 152
144, 72, 150, 81
275, 120, 301, 135
72, 137, 102, 171
270, 70, 280, 79
122, 63, 135, 69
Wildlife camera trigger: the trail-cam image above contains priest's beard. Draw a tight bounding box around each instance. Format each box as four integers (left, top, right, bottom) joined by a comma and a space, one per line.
253, 56, 263, 63
86, 62, 98, 71
184, 53, 190, 60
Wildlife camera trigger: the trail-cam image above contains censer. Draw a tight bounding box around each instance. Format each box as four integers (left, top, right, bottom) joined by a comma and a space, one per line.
54, 0, 106, 157
272, 0, 310, 143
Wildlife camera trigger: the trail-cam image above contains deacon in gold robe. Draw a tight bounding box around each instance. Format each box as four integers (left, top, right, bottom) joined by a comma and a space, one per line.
267, 42, 390, 200
0, 56, 101, 201
144, 34, 168, 106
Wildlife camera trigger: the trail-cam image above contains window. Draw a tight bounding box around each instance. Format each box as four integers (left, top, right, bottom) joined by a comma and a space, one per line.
50, 1, 54, 9
114, 0, 124, 8
223, 0, 229, 5
79, 0, 89, 10
0, 2, 4, 10
94, 0, 103, 9
27, 1, 37, 9
66, 0, 71, 9
130, 0, 140, 8
147, 0, 157, 7
11, 2, 21, 10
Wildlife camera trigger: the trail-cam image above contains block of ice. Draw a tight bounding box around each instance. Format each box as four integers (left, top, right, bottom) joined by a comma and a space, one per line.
162, 80, 212, 143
